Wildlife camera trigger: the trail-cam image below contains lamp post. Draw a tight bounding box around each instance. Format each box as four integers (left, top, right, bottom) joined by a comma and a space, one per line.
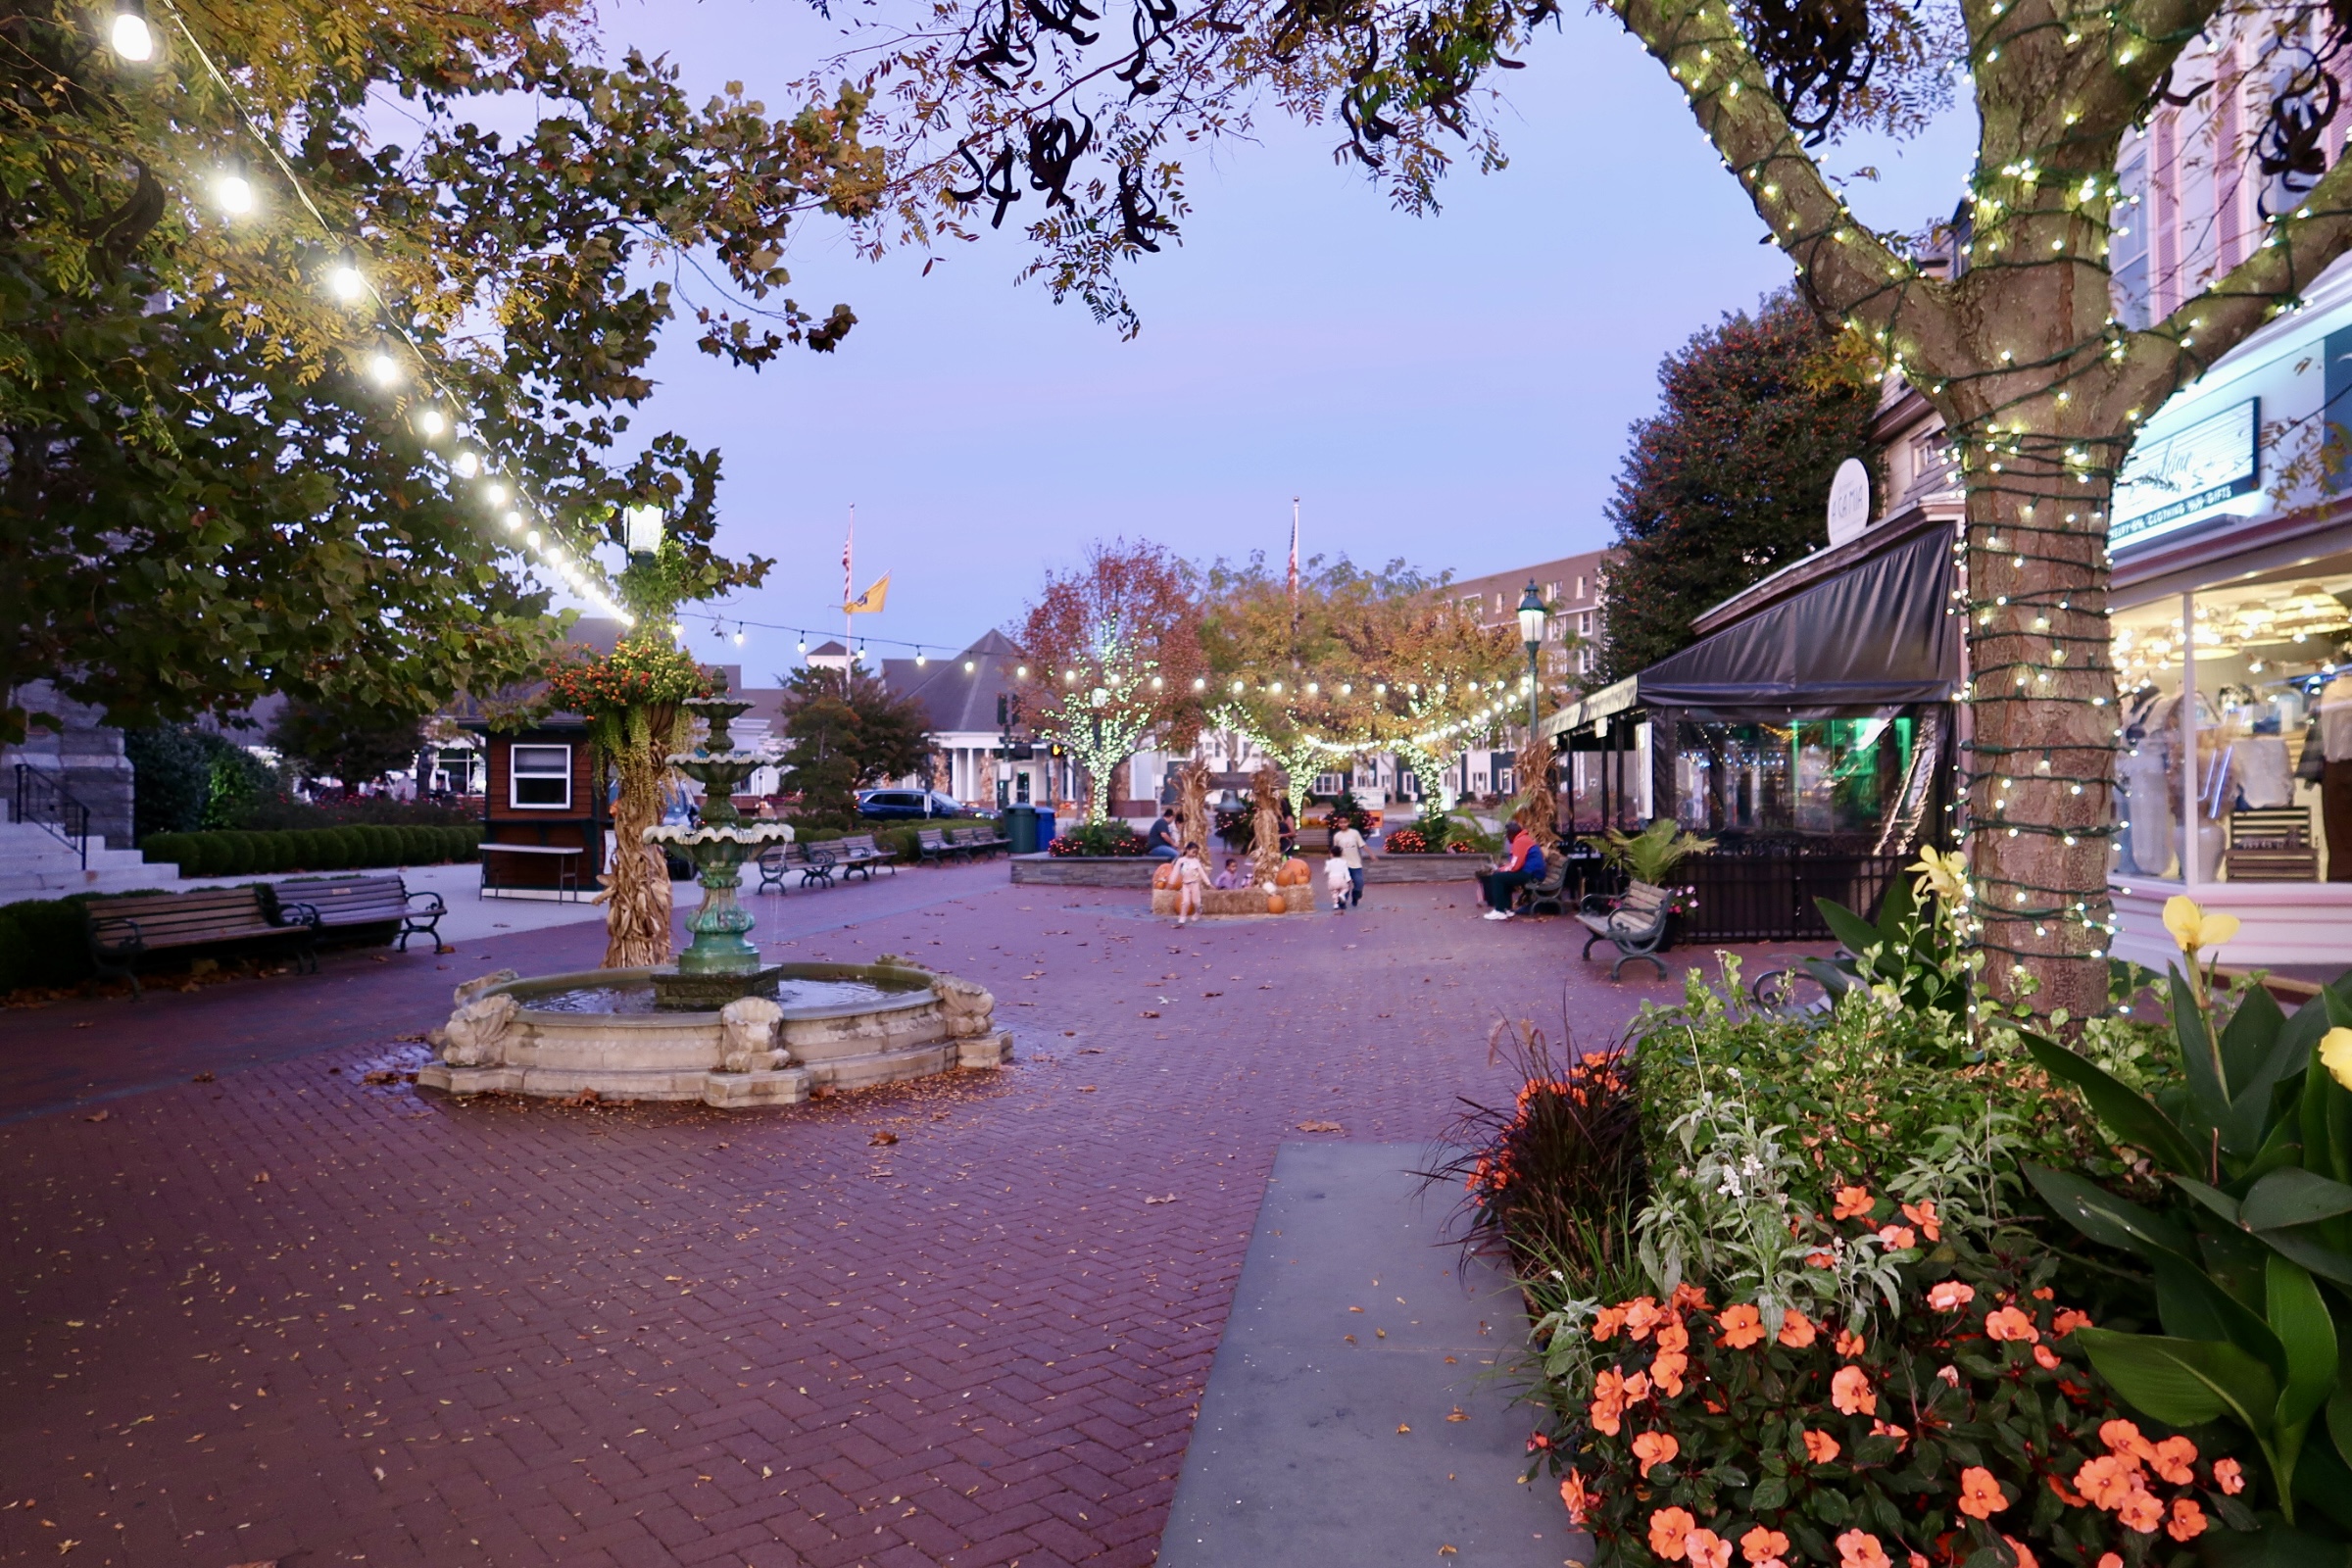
1515, 580, 1548, 739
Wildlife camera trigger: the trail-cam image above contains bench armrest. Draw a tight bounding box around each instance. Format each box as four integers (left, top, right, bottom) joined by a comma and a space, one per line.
275, 901, 322, 929
89, 913, 145, 952
405, 890, 447, 916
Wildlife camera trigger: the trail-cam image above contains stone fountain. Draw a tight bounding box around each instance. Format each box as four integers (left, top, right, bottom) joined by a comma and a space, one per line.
415, 695, 1010, 1108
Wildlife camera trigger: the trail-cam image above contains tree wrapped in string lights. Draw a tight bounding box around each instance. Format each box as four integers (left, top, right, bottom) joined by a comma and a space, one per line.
842, 0, 2352, 1018
1012, 541, 1204, 822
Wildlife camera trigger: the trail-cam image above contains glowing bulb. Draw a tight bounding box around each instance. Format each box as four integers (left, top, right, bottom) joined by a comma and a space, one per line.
963, 661, 975, 673
1231, 680, 1244, 694
416, 409, 447, 437
452, 450, 479, 478
916, 651, 928, 666
734, 631, 746, 648
367, 352, 400, 387
1015, 665, 1027, 679
327, 265, 366, 303
524, 529, 541, 549
1193, 677, 1206, 691
483, 482, 507, 506
503, 511, 523, 531
110, 4, 153, 60
215, 170, 255, 216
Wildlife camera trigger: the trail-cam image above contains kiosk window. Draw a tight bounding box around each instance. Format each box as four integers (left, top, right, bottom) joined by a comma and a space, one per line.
511, 746, 572, 808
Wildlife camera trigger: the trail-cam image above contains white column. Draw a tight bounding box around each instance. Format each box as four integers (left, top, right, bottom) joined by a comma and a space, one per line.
2180, 591, 2199, 888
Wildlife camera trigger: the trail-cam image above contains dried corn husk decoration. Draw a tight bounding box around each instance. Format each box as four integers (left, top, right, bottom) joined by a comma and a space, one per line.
1175, 758, 1211, 857
592, 703, 688, 969
1511, 732, 1560, 854
1250, 764, 1284, 884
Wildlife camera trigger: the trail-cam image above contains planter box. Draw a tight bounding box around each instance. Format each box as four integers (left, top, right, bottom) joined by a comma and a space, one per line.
1008, 854, 1159, 887
1363, 853, 1485, 884
1150, 885, 1314, 916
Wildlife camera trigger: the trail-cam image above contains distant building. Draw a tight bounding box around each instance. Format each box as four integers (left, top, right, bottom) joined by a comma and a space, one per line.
1440, 550, 1614, 681
877, 631, 1038, 806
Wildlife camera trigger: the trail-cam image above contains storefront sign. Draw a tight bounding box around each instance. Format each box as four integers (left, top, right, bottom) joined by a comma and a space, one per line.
1826, 458, 1872, 546
2111, 398, 2260, 551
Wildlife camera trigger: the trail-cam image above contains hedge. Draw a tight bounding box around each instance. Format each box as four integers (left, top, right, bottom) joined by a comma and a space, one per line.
141, 823, 481, 879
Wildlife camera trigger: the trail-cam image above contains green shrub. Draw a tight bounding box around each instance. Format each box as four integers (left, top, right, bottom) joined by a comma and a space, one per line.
176, 831, 220, 876
141, 831, 186, 866
325, 826, 362, 868
0, 896, 95, 991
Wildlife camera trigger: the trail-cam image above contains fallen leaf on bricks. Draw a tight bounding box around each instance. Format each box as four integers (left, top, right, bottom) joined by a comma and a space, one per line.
192, 1071, 215, 1083
1296, 1120, 1343, 1133
1439, 1547, 1458, 1556
1396, 1424, 1411, 1435
1202, 991, 1223, 998
1076, 1086, 1098, 1094
1446, 1408, 1470, 1423
252, 1171, 270, 1184
1144, 1194, 1177, 1204
82, 1110, 109, 1123
362, 1071, 398, 1085
1139, 1010, 1159, 1018
868, 1132, 899, 1147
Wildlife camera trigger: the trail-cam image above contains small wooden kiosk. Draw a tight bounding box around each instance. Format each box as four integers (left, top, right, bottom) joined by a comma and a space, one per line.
470, 713, 607, 900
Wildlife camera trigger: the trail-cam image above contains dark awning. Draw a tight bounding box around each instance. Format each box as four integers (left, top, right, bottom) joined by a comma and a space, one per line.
1632, 525, 1959, 717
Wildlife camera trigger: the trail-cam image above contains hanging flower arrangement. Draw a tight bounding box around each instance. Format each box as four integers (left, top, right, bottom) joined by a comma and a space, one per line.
541, 637, 713, 716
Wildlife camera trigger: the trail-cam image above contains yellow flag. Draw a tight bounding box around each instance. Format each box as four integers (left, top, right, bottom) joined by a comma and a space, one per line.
844, 573, 890, 614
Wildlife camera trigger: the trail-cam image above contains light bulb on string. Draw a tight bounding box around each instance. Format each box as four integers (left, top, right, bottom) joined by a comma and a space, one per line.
503, 511, 523, 532
214, 159, 257, 217
367, 349, 401, 388
110, 0, 153, 60
415, 408, 447, 438
327, 261, 366, 303
452, 450, 479, 478
482, 481, 508, 506
915, 649, 927, 666
799, 639, 809, 655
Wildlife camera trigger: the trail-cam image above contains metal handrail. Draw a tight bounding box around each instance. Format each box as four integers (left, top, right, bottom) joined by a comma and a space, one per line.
11, 763, 92, 869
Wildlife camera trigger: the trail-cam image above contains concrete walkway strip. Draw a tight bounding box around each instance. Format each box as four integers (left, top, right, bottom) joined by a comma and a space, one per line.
1162, 1141, 1592, 1568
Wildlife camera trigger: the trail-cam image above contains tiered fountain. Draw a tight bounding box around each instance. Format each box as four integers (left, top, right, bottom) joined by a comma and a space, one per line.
416, 696, 1010, 1107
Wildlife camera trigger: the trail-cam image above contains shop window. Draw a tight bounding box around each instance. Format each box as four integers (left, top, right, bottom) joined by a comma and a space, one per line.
2113, 564, 2352, 882
511, 745, 573, 809
1673, 715, 1915, 842
2112, 145, 2151, 329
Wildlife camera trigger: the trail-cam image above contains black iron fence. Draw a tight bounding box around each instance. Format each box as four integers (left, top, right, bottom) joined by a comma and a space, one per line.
11, 763, 92, 869
1677, 852, 1904, 944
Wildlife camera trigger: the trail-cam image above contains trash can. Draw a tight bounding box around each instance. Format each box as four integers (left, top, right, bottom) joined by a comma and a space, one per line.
1005, 804, 1039, 856
1036, 808, 1056, 849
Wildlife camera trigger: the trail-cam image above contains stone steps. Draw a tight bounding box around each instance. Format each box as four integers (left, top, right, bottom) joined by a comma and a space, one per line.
0, 819, 179, 902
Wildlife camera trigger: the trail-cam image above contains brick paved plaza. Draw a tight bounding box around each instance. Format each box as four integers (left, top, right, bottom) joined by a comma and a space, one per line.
0, 870, 1747, 1567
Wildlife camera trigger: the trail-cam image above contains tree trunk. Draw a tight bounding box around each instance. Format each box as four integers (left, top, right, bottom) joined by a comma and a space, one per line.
595, 705, 680, 970
1949, 388, 2121, 1025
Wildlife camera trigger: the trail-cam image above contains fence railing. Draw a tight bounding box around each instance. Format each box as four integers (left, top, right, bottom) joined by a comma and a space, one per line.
1675, 852, 1904, 944
11, 764, 92, 869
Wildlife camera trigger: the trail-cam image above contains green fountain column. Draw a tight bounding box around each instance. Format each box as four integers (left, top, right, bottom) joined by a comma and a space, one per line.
647, 696, 793, 1006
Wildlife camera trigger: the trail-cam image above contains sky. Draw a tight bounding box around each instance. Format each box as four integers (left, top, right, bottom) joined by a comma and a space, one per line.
585, 0, 1980, 674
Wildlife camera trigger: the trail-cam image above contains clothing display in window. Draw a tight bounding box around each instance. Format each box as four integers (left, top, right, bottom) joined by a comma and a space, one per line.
2234, 735, 2294, 810
2117, 744, 2174, 878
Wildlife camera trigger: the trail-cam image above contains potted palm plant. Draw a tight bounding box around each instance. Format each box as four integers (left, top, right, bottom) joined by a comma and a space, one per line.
1580, 817, 1716, 948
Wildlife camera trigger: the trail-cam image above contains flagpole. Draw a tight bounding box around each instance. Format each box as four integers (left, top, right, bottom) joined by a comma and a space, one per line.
844, 504, 856, 695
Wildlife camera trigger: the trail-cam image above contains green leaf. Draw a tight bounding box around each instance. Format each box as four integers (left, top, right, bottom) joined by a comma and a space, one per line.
2173, 1175, 2244, 1225
2226, 986, 2308, 1157
2269, 1254, 2340, 1430
2328, 1381, 2352, 1476
2244, 1169, 2352, 1231
2022, 1032, 2207, 1176
2258, 1225, 2352, 1291
1816, 898, 1897, 982
2024, 1164, 2198, 1262
1749, 1476, 1788, 1511
2151, 1253, 2285, 1378
2176, 964, 2232, 1125
2074, 1328, 2279, 1435
2225, 984, 2292, 1101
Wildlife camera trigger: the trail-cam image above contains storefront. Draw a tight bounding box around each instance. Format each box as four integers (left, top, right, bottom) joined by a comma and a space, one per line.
2098, 260, 2352, 968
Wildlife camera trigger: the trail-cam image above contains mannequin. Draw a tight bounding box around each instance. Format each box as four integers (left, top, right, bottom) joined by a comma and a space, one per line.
2323, 672, 2352, 881
2117, 743, 2175, 877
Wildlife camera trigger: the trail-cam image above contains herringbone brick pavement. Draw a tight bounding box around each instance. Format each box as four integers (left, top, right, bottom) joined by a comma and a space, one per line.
0, 878, 1762, 1567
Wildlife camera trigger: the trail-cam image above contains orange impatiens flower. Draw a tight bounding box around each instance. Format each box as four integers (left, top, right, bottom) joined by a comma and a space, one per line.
1806, 1250, 1838, 1269
1649, 1507, 1696, 1561
2075, 1455, 2136, 1510
2048, 1473, 2088, 1508
2052, 1308, 2093, 1336
1655, 1320, 1691, 1355
2101, 1419, 2157, 1464
1928, 1281, 1975, 1311
1831, 1364, 1877, 1416
1901, 1199, 1942, 1241
2150, 1435, 2197, 1485
1836, 1529, 1891, 1568
2213, 1458, 2245, 1494
2002, 1537, 2038, 1568
1589, 1367, 1632, 1436
1717, 1303, 1765, 1348
2166, 1498, 2208, 1543
2033, 1345, 2062, 1371
1984, 1305, 2040, 1343
1591, 1304, 1628, 1342
1684, 1528, 1734, 1568
1558, 1469, 1592, 1526
2097, 1556, 2123, 1568
1777, 1309, 1818, 1348
1740, 1527, 1790, 1568
1632, 1430, 1681, 1478
1874, 1224, 1918, 1250
1958, 1466, 2010, 1520
1802, 1429, 1840, 1465
1833, 1186, 1876, 1220
1835, 1328, 1867, 1357
1624, 1298, 1665, 1341
2115, 1482, 2164, 1534
1650, 1349, 1689, 1398
1670, 1283, 1712, 1314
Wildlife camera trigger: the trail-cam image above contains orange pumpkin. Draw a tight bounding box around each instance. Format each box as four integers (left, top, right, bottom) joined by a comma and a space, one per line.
1152, 861, 1180, 890
1276, 858, 1310, 887
1267, 888, 1288, 915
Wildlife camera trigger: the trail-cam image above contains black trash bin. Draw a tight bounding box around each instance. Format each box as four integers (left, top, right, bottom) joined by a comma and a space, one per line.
1005, 805, 1039, 856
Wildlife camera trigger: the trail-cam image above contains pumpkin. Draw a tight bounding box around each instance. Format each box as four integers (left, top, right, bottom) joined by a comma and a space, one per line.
1152, 861, 1180, 890
1267, 888, 1288, 915
1276, 858, 1311, 888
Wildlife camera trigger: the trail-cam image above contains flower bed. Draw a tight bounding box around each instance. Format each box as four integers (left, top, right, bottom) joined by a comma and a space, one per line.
1446, 860, 2345, 1563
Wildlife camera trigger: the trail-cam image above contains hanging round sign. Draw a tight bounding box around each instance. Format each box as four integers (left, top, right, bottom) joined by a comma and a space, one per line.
1826, 458, 1872, 546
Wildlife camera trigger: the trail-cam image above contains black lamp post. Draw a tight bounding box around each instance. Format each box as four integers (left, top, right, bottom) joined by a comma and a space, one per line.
1515, 580, 1548, 739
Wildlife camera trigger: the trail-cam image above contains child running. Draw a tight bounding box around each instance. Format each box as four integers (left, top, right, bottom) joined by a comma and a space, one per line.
1322, 852, 1351, 912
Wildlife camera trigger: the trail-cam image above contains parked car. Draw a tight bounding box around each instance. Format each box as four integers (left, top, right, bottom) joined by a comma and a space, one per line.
857, 789, 968, 820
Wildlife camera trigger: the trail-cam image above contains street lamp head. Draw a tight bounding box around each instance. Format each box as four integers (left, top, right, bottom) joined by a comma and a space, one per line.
622, 504, 663, 557
1516, 580, 1549, 652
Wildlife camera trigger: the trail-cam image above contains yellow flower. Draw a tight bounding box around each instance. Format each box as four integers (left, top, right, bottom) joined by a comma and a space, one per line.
2162, 895, 2240, 954
2320, 1029, 2352, 1092
1909, 847, 1968, 903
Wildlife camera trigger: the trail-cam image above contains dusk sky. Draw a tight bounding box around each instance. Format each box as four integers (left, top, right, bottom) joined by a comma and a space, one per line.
591, 0, 1978, 671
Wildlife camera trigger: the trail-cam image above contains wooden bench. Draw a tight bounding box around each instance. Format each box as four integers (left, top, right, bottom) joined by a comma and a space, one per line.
755, 841, 830, 893
1576, 879, 1675, 980
952, 825, 1006, 858
916, 829, 962, 865
1512, 854, 1573, 916
829, 833, 897, 881
86, 886, 318, 999
273, 874, 448, 952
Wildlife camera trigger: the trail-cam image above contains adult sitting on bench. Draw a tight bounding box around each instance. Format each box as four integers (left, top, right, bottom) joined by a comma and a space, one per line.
1476, 823, 1545, 921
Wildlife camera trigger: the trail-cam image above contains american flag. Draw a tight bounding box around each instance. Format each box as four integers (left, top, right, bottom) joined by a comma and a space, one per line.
842, 508, 855, 610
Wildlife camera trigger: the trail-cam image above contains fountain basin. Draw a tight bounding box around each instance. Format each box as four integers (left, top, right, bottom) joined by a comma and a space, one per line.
415, 959, 1011, 1108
